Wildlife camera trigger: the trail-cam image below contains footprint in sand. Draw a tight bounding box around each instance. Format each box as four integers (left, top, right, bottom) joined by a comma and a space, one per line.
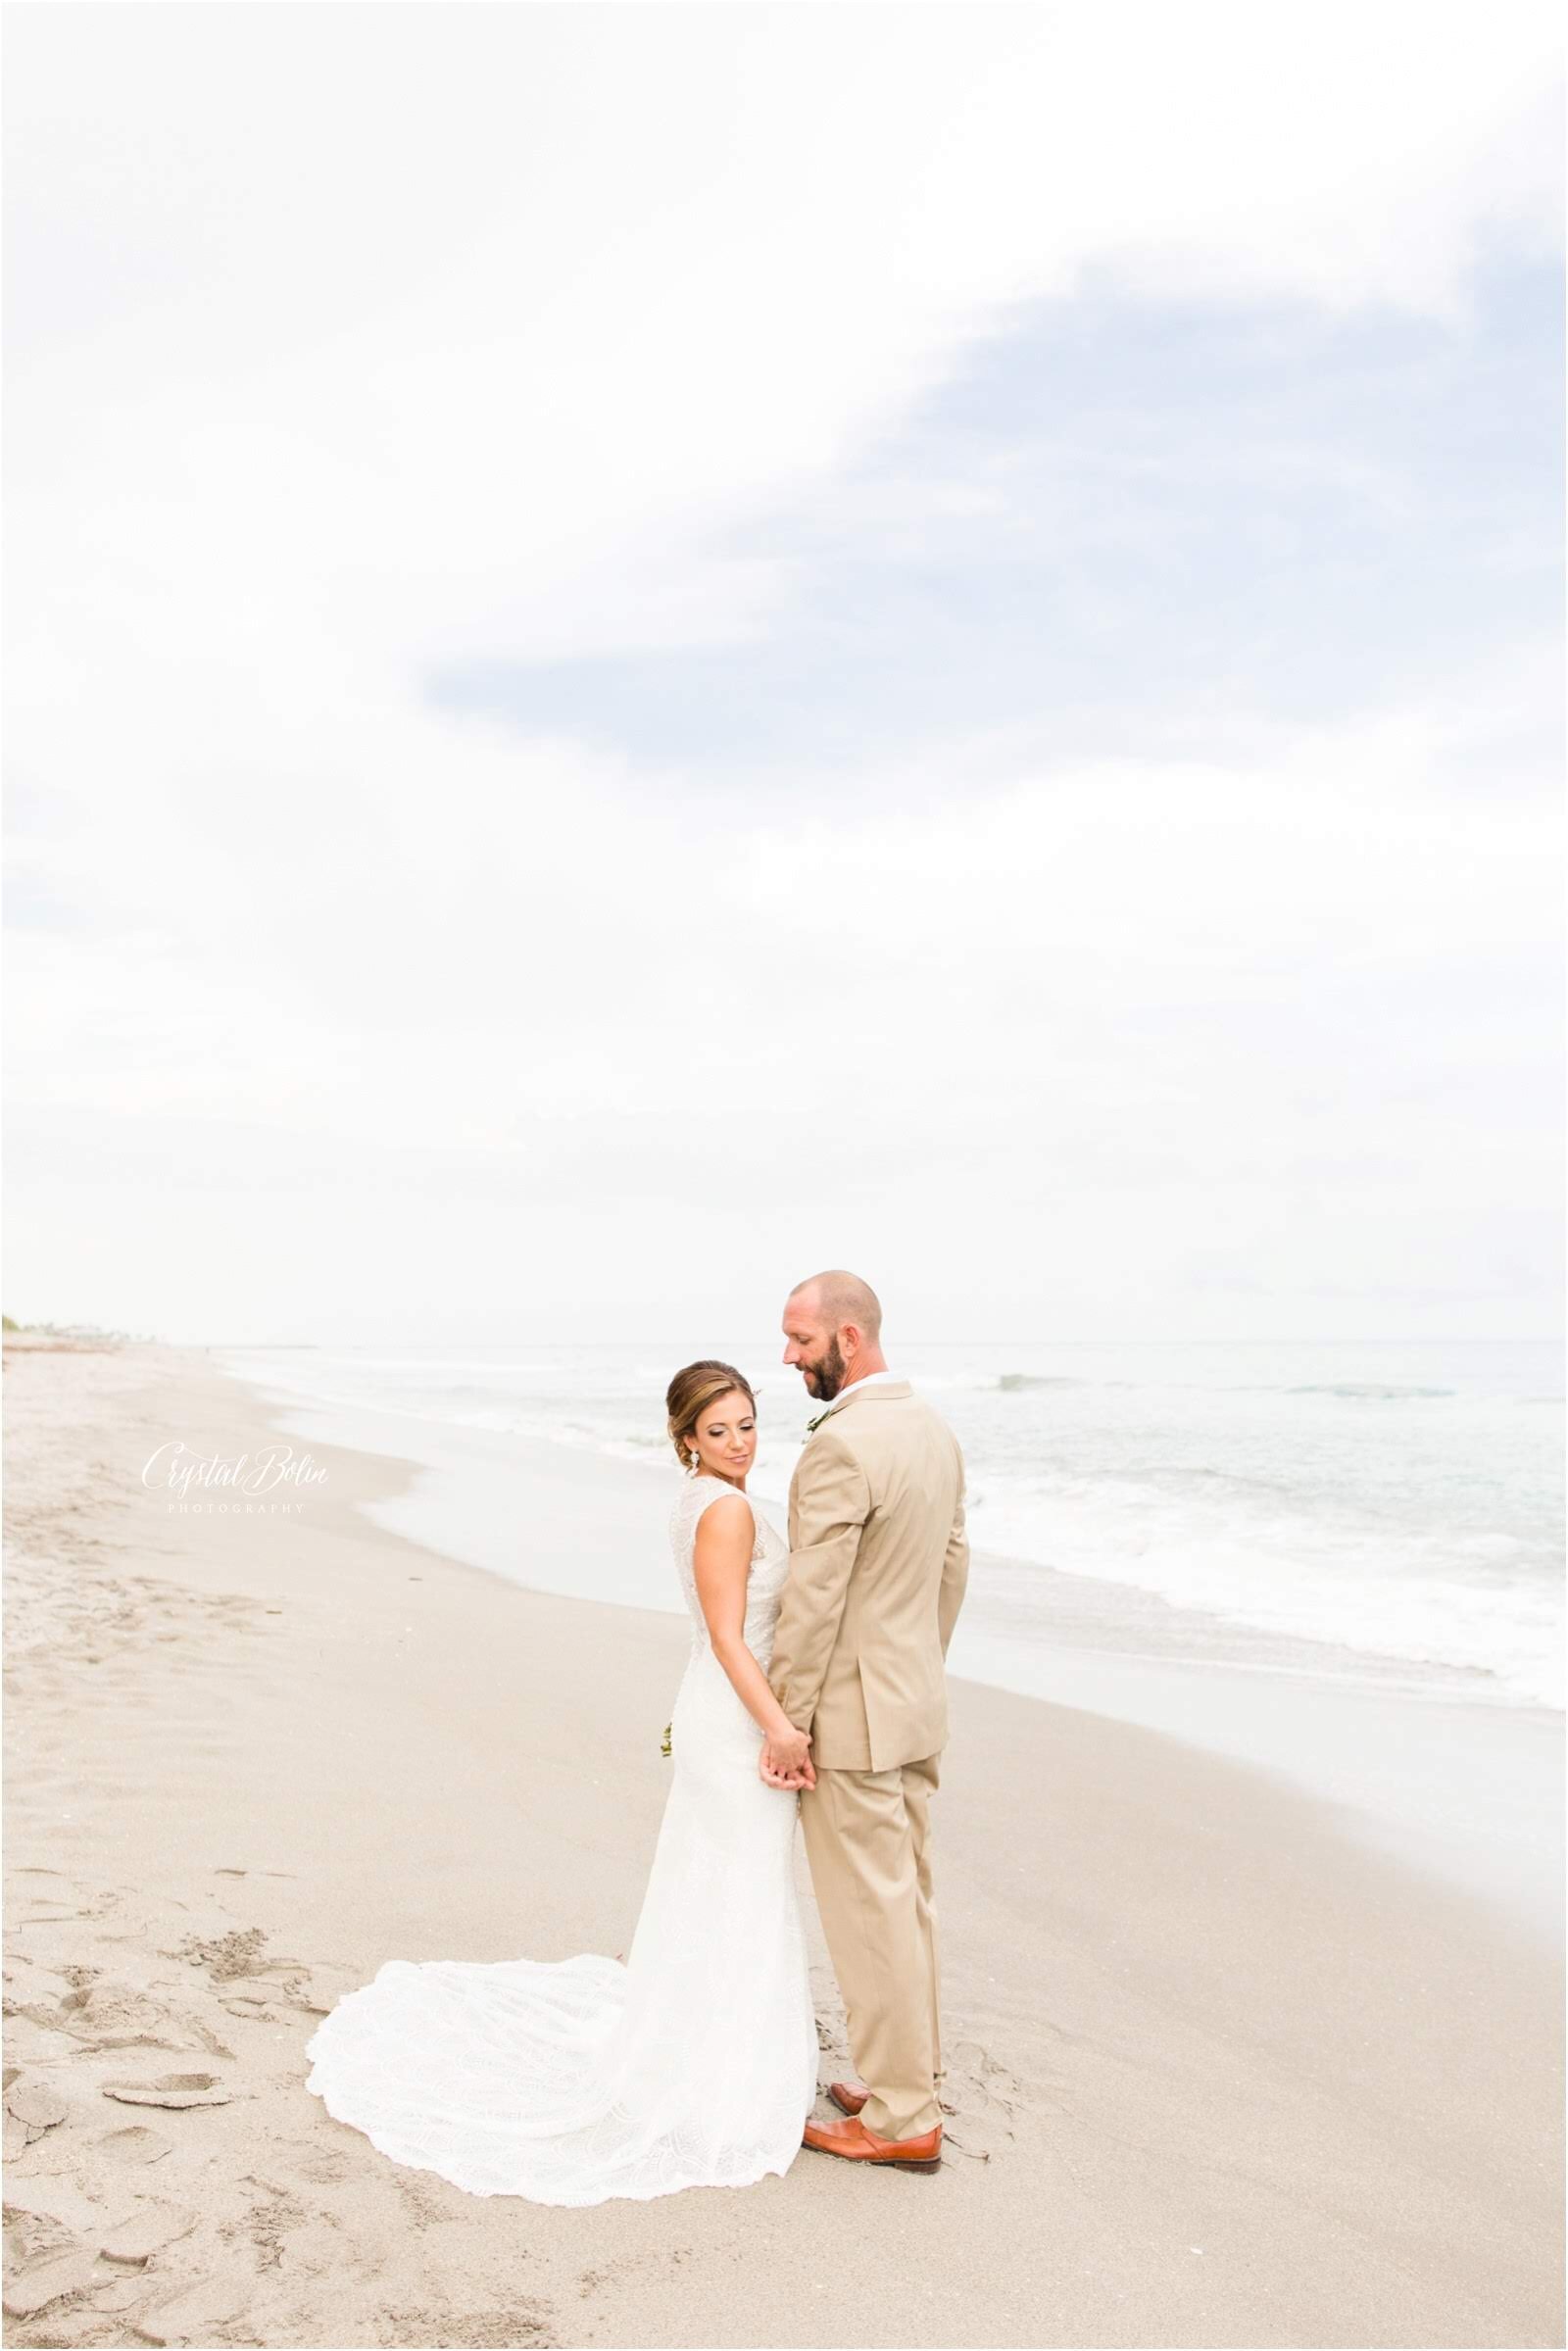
171, 1926, 271, 1980
4, 2072, 69, 2163
96, 2123, 173, 2165
370, 2297, 559, 2348
935, 2036, 1030, 2163
17, 1973, 234, 2059
2, 2246, 110, 2325
262, 2134, 351, 2186
168, 1923, 334, 2024
6, 2078, 68, 2132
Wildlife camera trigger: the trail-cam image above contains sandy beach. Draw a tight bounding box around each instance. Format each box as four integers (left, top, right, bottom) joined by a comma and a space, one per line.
3, 1338, 1562, 2351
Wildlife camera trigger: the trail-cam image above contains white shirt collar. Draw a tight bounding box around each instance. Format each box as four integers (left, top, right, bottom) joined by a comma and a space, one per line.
817, 1368, 903, 1420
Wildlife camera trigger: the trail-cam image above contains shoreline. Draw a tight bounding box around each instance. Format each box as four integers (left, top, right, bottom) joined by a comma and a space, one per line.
217, 1358, 1563, 1945
3, 1339, 1562, 2349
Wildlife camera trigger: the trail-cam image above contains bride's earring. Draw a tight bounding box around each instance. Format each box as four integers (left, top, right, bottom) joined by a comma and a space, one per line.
688, 1449, 701, 1475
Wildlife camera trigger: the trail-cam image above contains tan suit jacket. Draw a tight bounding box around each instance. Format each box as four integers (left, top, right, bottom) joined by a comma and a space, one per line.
768, 1379, 968, 1772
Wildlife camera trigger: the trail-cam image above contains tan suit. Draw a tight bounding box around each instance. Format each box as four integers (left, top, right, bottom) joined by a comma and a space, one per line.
768, 1378, 968, 2139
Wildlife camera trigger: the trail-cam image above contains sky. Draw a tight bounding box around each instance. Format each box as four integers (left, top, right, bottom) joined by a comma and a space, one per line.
4, 1, 1563, 1347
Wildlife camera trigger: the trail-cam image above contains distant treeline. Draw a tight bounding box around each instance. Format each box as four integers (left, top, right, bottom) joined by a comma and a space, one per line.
2, 1316, 143, 1341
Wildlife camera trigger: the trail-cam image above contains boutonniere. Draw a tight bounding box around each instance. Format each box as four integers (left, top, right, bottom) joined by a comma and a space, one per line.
805, 1409, 830, 1435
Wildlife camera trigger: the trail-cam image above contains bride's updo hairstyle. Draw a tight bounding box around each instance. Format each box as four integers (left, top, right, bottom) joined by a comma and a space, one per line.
665, 1360, 757, 1473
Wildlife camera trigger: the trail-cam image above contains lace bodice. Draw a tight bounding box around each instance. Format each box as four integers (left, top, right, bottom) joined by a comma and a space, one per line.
668, 1475, 791, 1669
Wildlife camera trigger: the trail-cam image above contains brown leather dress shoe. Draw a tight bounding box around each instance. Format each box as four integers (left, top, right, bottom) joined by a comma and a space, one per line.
828, 2080, 868, 2116
802, 2112, 943, 2171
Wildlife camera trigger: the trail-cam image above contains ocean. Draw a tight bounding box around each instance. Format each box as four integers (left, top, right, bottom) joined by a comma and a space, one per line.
212, 1336, 1562, 1715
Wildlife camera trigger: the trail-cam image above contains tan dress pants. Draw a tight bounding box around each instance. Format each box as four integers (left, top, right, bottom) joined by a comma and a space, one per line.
798, 1751, 943, 2140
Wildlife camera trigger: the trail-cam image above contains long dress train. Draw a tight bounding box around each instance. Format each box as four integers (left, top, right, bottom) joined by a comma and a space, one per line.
303, 1474, 818, 2204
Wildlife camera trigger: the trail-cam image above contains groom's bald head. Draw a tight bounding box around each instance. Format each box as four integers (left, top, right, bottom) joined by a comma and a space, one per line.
782, 1270, 888, 1400
787, 1269, 883, 1344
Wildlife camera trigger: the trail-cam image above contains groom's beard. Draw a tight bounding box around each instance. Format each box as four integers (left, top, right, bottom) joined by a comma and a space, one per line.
804, 1337, 847, 1400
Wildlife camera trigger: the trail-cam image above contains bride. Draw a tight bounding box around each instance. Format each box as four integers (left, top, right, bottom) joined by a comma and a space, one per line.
304, 1359, 819, 2204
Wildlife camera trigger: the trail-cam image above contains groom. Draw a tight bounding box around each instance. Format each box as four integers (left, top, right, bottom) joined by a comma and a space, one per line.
763, 1270, 968, 2173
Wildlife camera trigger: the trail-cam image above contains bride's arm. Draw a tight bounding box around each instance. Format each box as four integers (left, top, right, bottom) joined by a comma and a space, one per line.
692, 1494, 815, 1786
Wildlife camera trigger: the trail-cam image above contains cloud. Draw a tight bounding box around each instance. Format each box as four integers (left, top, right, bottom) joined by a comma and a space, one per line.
3, 2, 1562, 1340
7, 3, 1561, 690
427, 257, 1564, 774
7, 654, 1559, 1337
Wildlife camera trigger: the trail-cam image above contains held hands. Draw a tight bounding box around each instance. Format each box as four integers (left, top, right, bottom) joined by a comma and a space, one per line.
760, 1723, 816, 1790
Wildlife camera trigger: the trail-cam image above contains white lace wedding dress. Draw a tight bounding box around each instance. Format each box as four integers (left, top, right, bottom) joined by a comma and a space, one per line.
304, 1474, 818, 2204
